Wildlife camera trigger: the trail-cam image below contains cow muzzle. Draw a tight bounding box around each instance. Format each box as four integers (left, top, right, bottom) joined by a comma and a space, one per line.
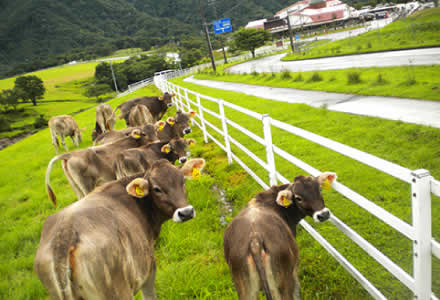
313, 208, 330, 222
183, 128, 192, 135
167, 103, 173, 108
179, 157, 187, 164
173, 205, 195, 222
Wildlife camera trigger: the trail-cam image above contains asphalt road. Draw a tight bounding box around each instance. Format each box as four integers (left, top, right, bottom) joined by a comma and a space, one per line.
184, 76, 440, 128
227, 47, 440, 73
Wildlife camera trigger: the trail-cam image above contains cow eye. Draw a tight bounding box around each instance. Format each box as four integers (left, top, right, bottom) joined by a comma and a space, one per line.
153, 186, 162, 193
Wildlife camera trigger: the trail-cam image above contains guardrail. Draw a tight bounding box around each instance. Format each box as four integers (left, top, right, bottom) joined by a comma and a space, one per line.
154, 72, 439, 300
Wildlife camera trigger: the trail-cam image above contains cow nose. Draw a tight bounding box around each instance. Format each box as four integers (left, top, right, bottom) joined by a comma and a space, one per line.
173, 205, 195, 222
179, 157, 187, 164
313, 208, 330, 222
167, 103, 173, 107
183, 128, 192, 135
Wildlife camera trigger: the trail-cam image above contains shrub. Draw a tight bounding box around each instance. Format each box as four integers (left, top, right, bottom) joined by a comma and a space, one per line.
356, 45, 362, 51
347, 72, 362, 84
367, 41, 372, 48
293, 73, 304, 82
375, 74, 388, 85
0, 116, 10, 132
329, 76, 336, 82
34, 114, 47, 129
307, 72, 323, 82
251, 70, 259, 76
281, 70, 292, 80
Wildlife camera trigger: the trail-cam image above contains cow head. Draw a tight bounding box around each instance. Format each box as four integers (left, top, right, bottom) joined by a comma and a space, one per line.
158, 92, 175, 108
276, 172, 337, 222
174, 111, 196, 137
142, 124, 160, 143
126, 158, 205, 222
160, 138, 195, 164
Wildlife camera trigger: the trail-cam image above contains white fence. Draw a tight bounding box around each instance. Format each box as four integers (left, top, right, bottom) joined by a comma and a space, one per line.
154, 72, 440, 299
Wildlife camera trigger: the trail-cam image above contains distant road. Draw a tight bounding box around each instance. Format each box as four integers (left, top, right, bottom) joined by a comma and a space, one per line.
227, 47, 440, 73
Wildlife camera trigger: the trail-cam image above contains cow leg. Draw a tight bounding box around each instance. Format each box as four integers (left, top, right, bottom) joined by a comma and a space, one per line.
141, 262, 156, 300
60, 134, 68, 151
292, 268, 301, 300
233, 260, 260, 300
50, 128, 60, 153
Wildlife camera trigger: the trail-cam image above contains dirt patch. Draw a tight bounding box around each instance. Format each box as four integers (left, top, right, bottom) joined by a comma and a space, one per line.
0, 132, 35, 151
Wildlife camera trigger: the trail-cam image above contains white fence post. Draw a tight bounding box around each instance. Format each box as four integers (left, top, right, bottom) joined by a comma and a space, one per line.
196, 93, 208, 144
219, 99, 233, 164
184, 89, 192, 115
411, 169, 432, 300
262, 114, 277, 186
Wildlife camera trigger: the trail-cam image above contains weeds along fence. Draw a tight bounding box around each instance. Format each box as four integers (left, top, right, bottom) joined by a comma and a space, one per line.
154, 71, 440, 299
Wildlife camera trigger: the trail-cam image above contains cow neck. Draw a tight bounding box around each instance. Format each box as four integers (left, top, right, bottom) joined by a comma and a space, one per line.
254, 184, 306, 237
137, 195, 168, 241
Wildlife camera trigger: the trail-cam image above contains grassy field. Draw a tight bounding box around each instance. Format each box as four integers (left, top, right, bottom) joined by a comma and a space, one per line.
0, 62, 115, 138
283, 8, 440, 61
170, 76, 440, 299
194, 64, 440, 101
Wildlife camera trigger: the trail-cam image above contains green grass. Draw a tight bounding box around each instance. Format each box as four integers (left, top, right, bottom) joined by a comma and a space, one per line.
0, 62, 115, 139
283, 8, 440, 61
170, 76, 440, 299
194, 65, 440, 101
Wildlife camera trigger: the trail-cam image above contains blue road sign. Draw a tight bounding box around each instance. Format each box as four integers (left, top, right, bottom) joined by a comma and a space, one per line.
213, 18, 232, 34
295, 34, 300, 40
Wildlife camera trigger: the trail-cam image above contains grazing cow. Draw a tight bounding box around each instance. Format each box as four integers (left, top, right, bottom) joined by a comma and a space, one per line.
35, 158, 206, 300
128, 104, 154, 127
93, 124, 158, 146
223, 172, 337, 300
114, 92, 175, 126
156, 111, 195, 141
48, 115, 83, 153
46, 129, 151, 204
113, 138, 195, 179
92, 103, 116, 141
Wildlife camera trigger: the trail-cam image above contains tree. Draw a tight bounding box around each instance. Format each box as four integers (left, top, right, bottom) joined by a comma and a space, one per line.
232, 27, 271, 58
14, 76, 46, 106
84, 83, 113, 102
0, 89, 19, 112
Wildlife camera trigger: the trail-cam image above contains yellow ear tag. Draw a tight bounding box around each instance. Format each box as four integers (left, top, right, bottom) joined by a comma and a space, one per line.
168, 120, 175, 126
158, 124, 164, 131
282, 195, 291, 207
135, 186, 144, 196
164, 146, 170, 154
133, 133, 141, 138
192, 168, 201, 180
322, 178, 332, 190
189, 141, 195, 146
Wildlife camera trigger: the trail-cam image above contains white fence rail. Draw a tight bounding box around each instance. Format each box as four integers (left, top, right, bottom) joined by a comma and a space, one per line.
154, 72, 439, 300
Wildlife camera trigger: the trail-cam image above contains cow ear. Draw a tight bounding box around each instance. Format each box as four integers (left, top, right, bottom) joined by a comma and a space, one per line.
126, 178, 149, 198
167, 117, 175, 126
275, 189, 293, 208
161, 144, 171, 154
181, 158, 205, 180
158, 96, 164, 101
186, 138, 196, 146
130, 129, 142, 139
155, 121, 166, 131
189, 111, 196, 118
317, 172, 337, 190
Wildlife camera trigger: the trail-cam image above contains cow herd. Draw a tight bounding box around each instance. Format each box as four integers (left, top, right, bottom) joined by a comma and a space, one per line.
35, 92, 338, 299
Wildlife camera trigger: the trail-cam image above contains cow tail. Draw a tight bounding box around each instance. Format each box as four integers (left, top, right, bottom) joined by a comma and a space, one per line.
249, 233, 273, 300
46, 154, 71, 206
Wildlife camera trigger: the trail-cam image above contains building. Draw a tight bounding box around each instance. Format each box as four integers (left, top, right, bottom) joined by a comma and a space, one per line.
244, 19, 267, 29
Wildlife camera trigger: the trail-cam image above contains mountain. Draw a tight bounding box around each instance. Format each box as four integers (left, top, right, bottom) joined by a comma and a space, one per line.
0, 0, 292, 77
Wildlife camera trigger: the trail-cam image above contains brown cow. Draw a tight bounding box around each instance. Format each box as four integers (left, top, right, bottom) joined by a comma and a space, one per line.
223, 172, 337, 300
92, 103, 116, 141
48, 115, 83, 153
155, 111, 195, 141
115, 92, 175, 126
113, 138, 195, 179
35, 158, 206, 300
128, 104, 154, 127
45, 129, 152, 205
93, 124, 158, 146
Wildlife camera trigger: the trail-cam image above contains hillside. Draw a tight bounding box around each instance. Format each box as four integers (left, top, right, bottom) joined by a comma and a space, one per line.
0, 0, 291, 77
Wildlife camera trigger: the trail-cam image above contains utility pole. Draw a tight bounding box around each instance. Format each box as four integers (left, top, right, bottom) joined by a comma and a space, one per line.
109, 61, 119, 94
198, 0, 216, 72
209, 0, 228, 64
286, 15, 295, 53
